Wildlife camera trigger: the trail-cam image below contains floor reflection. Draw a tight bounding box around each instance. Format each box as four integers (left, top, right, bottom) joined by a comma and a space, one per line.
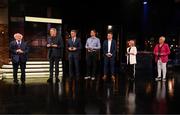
153, 81, 167, 114
0, 72, 179, 114
125, 81, 136, 114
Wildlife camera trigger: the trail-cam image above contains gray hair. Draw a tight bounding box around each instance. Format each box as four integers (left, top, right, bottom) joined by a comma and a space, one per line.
160, 36, 166, 41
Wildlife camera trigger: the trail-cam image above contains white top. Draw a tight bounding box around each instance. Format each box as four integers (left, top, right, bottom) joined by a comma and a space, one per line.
108, 40, 112, 53
126, 46, 137, 64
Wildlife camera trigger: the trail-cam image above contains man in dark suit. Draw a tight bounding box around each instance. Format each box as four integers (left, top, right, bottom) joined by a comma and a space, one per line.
67, 30, 82, 79
47, 28, 64, 83
10, 33, 29, 85
102, 32, 116, 81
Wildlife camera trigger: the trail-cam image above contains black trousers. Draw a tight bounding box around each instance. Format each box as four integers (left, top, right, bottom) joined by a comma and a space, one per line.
49, 57, 60, 78
127, 64, 135, 79
104, 56, 115, 75
68, 53, 80, 77
86, 52, 98, 77
13, 61, 26, 82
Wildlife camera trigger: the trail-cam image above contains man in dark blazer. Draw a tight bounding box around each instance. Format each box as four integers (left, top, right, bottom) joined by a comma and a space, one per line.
102, 32, 116, 81
67, 30, 82, 79
47, 28, 64, 83
9, 33, 29, 85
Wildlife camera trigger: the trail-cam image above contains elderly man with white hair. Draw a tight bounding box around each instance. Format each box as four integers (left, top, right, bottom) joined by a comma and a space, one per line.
153, 36, 170, 81
9, 33, 29, 85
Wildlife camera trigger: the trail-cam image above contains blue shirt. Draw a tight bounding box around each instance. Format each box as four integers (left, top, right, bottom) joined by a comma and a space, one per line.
85, 37, 101, 50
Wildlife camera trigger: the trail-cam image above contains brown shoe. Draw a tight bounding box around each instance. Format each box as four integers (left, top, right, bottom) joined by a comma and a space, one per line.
102, 75, 107, 80
111, 75, 115, 82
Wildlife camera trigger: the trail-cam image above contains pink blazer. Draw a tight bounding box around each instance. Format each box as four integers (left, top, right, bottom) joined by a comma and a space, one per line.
153, 43, 170, 63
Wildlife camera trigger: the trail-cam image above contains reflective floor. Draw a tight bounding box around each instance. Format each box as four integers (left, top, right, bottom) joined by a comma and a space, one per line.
0, 68, 180, 114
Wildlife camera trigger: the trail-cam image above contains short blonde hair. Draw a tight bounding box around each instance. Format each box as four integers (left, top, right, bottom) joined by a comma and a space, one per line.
129, 40, 135, 46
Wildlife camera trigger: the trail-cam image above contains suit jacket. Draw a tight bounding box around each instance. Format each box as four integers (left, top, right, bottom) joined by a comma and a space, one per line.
67, 37, 82, 55
126, 46, 137, 64
103, 39, 116, 58
153, 43, 170, 63
10, 40, 29, 63
47, 35, 64, 59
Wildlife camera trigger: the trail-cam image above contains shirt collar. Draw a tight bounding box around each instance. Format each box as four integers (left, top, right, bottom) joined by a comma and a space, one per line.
16, 40, 21, 43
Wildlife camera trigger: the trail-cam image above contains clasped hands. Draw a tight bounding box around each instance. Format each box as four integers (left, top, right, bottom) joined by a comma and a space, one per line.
127, 52, 135, 55
68, 47, 77, 51
47, 44, 58, 48
16, 49, 24, 54
106, 53, 113, 57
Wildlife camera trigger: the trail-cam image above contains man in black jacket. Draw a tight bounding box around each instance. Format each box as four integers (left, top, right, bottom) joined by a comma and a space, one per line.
47, 28, 64, 83
10, 33, 29, 85
102, 32, 116, 81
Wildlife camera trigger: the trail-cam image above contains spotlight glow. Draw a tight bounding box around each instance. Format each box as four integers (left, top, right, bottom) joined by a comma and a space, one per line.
143, 1, 147, 5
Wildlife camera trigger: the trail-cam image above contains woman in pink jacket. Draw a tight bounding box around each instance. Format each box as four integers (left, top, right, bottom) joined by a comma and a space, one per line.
153, 36, 170, 81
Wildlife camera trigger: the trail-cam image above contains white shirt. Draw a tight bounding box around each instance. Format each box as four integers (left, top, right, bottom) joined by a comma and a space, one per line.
108, 39, 112, 53
72, 37, 76, 43
16, 40, 21, 45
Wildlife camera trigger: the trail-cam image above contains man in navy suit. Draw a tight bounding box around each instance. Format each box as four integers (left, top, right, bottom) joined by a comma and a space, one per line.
102, 32, 116, 81
9, 33, 29, 85
47, 28, 64, 83
67, 30, 82, 79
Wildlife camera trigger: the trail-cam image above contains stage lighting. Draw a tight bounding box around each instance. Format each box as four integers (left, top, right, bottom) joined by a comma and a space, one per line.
143, 1, 147, 5
108, 25, 112, 30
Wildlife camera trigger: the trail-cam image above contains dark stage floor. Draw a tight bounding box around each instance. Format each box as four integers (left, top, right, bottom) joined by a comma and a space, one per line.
0, 68, 180, 114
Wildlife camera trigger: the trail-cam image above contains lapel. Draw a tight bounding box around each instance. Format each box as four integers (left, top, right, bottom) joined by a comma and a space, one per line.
110, 40, 113, 52
107, 40, 113, 52
70, 38, 74, 45
15, 40, 22, 47
72, 38, 77, 45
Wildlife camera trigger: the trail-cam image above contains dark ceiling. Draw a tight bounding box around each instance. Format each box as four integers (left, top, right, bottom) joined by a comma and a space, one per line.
9, 0, 180, 33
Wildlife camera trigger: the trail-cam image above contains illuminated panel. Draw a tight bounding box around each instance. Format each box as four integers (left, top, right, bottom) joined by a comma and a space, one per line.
25, 16, 62, 24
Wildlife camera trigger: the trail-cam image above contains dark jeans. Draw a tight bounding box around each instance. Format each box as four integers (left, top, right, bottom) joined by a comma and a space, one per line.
13, 61, 26, 82
86, 52, 98, 77
49, 57, 60, 78
127, 64, 135, 79
104, 56, 115, 75
68, 53, 80, 77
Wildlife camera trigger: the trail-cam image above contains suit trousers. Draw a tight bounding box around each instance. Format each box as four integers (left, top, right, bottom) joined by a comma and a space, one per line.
104, 56, 115, 75
68, 53, 80, 78
49, 57, 60, 78
13, 61, 26, 82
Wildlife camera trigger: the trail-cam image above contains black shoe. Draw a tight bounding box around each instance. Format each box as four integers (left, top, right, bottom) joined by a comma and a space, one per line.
56, 78, 60, 83
47, 78, 53, 83
21, 81, 25, 86
13, 80, 19, 85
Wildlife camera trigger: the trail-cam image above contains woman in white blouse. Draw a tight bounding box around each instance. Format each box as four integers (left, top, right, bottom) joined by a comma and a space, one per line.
126, 40, 137, 81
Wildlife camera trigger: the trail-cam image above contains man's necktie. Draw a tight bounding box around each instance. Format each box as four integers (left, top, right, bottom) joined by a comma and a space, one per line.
17, 40, 21, 48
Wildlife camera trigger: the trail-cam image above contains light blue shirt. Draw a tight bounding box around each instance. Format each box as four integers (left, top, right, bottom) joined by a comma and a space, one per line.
85, 37, 101, 50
